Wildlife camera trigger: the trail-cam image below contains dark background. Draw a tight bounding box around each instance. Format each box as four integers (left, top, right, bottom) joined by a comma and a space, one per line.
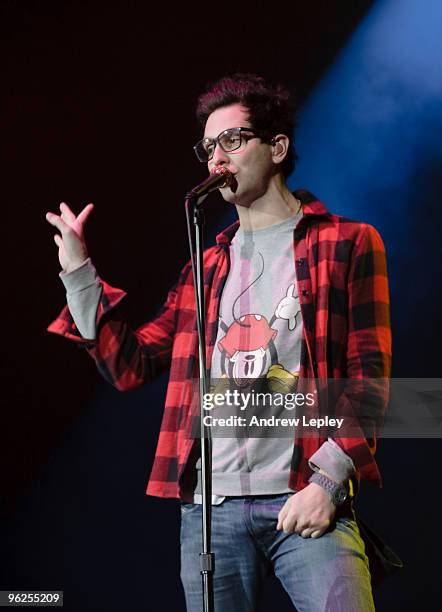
1, 1, 440, 610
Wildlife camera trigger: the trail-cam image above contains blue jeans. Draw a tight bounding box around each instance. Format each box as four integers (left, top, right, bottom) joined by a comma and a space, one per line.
180, 494, 374, 612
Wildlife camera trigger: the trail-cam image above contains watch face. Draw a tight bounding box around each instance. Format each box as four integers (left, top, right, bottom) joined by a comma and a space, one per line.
333, 487, 348, 505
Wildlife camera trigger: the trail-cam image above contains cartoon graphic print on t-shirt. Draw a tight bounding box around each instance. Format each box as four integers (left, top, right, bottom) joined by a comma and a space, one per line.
215, 251, 302, 393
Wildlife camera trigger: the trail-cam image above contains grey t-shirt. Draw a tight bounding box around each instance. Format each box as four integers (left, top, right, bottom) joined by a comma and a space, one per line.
196, 212, 304, 498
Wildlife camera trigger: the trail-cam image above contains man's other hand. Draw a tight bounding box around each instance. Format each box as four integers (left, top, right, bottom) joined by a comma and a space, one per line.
276, 483, 337, 538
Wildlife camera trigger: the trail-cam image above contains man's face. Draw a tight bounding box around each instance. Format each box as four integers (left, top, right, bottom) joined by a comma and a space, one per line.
203, 103, 275, 206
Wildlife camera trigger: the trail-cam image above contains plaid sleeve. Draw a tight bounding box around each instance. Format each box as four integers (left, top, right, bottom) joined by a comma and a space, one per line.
47, 280, 126, 345
48, 264, 189, 391
333, 223, 392, 483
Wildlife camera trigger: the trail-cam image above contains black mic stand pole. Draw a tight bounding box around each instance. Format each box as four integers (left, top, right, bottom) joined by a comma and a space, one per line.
184, 191, 214, 612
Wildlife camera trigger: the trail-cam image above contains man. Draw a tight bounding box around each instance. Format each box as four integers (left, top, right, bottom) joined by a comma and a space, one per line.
46, 74, 391, 611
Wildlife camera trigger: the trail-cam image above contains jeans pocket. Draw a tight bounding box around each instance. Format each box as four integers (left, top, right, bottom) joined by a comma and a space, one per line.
180, 502, 201, 516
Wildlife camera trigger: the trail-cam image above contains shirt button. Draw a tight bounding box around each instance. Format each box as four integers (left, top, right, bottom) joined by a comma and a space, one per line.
297, 258, 304, 266
302, 289, 309, 296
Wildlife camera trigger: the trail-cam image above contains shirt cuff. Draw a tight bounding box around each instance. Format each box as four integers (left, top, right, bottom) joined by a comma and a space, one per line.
308, 438, 356, 484
59, 258, 102, 340
59, 258, 97, 293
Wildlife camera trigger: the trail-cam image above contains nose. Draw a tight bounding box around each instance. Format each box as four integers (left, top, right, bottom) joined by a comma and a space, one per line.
211, 141, 230, 168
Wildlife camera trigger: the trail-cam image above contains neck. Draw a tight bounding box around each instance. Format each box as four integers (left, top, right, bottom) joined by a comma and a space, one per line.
235, 176, 302, 231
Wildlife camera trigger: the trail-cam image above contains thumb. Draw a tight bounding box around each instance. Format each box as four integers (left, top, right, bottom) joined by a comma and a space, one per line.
286, 283, 295, 298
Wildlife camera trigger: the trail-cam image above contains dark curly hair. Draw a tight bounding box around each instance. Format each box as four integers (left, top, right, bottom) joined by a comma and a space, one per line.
196, 73, 298, 178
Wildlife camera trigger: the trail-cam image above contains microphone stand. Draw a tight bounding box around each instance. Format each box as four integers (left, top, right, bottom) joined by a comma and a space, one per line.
184, 192, 214, 612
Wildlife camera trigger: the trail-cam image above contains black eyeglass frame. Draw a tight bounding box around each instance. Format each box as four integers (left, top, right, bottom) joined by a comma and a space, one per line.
193, 126, 274, 163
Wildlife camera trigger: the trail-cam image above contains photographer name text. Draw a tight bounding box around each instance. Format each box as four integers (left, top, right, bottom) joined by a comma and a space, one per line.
203, 415, 344, 429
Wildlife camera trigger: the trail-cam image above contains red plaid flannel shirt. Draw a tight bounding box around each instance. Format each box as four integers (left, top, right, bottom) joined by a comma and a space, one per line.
48, 189, 391, 498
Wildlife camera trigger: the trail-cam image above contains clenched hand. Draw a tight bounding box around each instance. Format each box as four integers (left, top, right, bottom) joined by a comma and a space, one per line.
277, 483, 337, 538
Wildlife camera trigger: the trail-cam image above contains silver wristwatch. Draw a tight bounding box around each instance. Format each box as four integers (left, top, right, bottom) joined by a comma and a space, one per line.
308, 472, 348, 506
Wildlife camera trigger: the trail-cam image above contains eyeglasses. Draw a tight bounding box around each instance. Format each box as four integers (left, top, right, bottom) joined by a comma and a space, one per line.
193, 126, 271, 163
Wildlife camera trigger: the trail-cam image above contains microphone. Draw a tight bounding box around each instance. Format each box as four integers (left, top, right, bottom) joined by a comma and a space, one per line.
187, 166, 234, 202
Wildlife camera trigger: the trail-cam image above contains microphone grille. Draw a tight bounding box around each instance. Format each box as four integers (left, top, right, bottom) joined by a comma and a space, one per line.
211, 165, 233, 187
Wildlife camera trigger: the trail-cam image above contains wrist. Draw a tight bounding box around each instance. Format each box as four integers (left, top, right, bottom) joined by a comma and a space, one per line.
308, 472, 349, 506
62, 258, 89, 275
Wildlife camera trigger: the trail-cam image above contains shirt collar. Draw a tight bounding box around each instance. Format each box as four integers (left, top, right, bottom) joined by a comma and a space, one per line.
215, 189, 331, 246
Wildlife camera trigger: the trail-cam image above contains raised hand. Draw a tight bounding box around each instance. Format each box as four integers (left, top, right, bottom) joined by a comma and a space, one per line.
274, 283, 300, 331
46, 202, 94, 273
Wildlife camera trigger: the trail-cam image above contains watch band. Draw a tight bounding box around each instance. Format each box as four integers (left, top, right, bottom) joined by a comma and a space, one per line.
308, 472, 348, 506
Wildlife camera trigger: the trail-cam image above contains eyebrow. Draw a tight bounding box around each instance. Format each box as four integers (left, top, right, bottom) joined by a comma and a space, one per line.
203, 126, 254, 139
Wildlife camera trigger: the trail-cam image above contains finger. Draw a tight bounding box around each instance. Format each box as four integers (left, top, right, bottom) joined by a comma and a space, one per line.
59, 202, 76, 224
310, 529, 324, 539
277, 505, 289, 531
53, 234, 63, 247
286, 283, 295, 298
77, 203, 94, 225
282, 516, 298, 534
293, 519, 307, 534
46, 212, 70, 234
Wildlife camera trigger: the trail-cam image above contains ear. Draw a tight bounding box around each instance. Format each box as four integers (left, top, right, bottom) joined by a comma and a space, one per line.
271, 134, 290, 166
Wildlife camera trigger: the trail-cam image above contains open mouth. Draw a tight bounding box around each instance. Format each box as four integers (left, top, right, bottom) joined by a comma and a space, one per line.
230, 175, 238, 193
222, 173, 238, 193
